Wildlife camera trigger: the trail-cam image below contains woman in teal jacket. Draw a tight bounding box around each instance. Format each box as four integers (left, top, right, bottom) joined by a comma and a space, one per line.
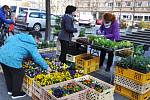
0, 31, 49, 99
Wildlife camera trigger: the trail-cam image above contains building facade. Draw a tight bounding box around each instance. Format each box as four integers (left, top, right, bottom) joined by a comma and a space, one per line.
75, 0, 115, 19
37, 0, 76, 15
75, 0, 150, 21
1, 0, 150, 23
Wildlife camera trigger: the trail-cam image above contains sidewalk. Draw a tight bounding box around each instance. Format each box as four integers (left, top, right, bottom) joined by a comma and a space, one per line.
0, 73, 31, 100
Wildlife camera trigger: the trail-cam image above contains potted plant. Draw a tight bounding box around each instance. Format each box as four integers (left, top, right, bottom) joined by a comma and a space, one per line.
78, 28, 86, 37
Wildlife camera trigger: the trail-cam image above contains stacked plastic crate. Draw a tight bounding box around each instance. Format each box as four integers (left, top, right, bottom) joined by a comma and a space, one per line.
114, 66, 150, 100
75, 53, 100, 74
22, 75, 34, 97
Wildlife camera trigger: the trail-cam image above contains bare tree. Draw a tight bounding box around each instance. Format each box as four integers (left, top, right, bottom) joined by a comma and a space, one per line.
45, 0, 51, 41
112, 0, 115, 12
132, 0, 136, 27
119, 0, 123, 21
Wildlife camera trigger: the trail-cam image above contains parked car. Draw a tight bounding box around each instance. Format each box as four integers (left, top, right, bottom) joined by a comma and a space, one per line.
78, 12, 95, 27
15, 10, 59, 31
78, 15, 95, 27
10, 6, 45, 20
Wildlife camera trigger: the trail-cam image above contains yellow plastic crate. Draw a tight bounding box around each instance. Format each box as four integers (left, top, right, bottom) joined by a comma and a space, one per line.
32, 81, 43, 100
90, 64, 99, 72
115, 66, 150, 84
114, 75, 150, 94
23, 75, 34, 92
115, 84, 150, 100
66, 54, 81, 62
24, 75, 34, 86
75, 53, 99, 68
22, 85, 32, 97
23, 75, 34, 97
77, 64, 99, 74
83, 67, 91, 74
32, 93, 40, 100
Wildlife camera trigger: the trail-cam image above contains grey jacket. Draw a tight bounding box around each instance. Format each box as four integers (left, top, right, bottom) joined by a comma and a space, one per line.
58, 14, 77, 41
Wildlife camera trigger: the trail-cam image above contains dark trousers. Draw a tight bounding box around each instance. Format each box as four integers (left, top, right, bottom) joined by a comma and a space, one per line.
1, 63, 25, 96
99, 50, 114, 69
59, 40, 69, 63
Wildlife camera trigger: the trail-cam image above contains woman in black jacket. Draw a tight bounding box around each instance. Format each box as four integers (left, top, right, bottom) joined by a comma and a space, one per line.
58, 5, 77, 63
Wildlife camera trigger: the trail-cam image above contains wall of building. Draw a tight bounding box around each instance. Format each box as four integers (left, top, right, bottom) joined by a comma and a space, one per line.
75, 0, 150, 19
37, 0, 76, 15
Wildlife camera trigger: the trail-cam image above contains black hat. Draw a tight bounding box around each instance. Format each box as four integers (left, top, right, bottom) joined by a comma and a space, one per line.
2, 5, 10, 10
65, 5, 76, 14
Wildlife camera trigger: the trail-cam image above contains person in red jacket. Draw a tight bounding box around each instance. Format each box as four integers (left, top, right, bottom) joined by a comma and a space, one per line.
0, 5, 14, 46
0, 5, 14, 28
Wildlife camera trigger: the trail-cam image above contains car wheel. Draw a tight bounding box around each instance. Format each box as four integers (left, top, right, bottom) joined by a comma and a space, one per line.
92, 24, 95, 27
33, 24, 41, 31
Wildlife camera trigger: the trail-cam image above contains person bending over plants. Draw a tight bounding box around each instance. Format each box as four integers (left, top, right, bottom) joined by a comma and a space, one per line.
97, 13, 120, 72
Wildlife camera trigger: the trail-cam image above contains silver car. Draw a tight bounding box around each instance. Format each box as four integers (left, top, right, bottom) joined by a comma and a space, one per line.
15, 10, 59, 31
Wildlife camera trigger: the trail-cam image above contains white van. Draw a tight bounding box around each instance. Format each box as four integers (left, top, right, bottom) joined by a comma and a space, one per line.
15, 10, 58, 31
10, 6, 44, 20
78, 12, 95, 27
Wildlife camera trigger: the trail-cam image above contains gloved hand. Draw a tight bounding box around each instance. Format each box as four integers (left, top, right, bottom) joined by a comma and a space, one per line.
96, 29, 101, 35
47, 67, 52, 73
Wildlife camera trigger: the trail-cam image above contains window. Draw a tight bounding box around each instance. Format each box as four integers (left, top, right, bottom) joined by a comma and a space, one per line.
138, 16, 143, 21
134, 16, 138, 20
98, 2, 101, 7
40, 13, 46, 19
19, 7, 28, 13
135, 2, 142, 7
116, 2, 121, 7
18, 11, 27, 17
10, 6, 17, 12
144, 16, 148, 21
108, 2, 113, 7
122, 15, 131, 20
29, 12, 40, 18
126, 1, 131, 7
148, 1, 150, 7
134, 16, 143, 21
29, 8, 40, 11
123, 15, 127, 19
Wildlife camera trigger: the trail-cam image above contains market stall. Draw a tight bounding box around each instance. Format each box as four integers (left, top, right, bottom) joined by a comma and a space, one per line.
0, 33, 147, 100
